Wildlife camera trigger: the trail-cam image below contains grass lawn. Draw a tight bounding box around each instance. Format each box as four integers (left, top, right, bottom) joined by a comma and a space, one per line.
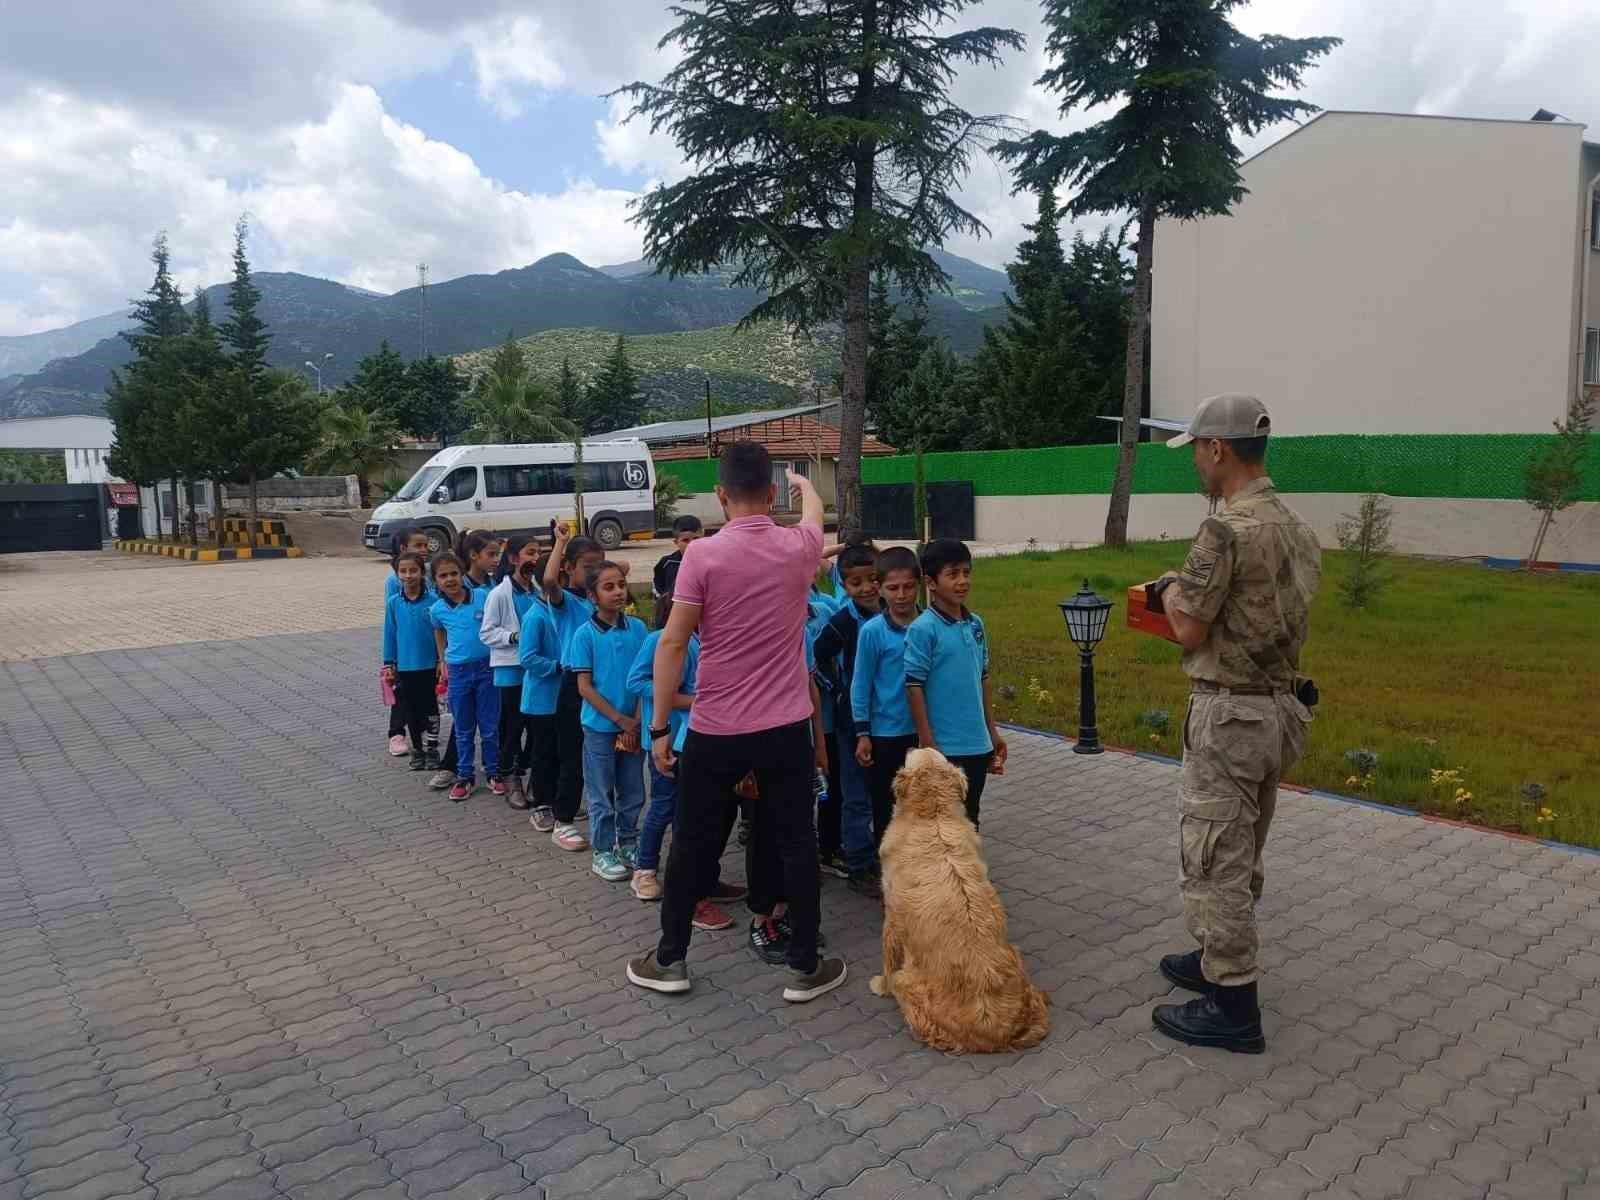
964, 543, 1600, 849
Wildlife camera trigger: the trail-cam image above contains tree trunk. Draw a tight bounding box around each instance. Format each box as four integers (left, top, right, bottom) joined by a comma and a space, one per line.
1526, 508, 1553, 568
248, 470, 259, 549
1104, 199, 1157, 549
913, 439, 927, 553
356, 471, 370, 508
838, 261, 870, 535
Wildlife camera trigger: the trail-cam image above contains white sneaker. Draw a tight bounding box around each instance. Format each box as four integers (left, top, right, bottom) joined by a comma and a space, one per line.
552, 824, 587, 852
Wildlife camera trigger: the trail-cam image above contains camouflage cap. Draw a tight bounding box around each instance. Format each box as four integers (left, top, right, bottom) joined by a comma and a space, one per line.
1168, 393, 1271, 447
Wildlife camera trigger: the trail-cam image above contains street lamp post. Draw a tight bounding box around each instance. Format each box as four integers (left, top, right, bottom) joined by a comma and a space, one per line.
1059, 580, 1113, 755
304, 352, 333, 394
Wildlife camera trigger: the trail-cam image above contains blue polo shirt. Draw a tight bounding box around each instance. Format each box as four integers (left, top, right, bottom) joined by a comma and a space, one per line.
382, 589, 438, 672
852, 611, 916, 738
492, 579, 539, 688
567, 613, 648, 733
429, 591, 492, 665
517, 599, 563, 717
626, 630, 701, 754
806, 595, 838, 735
548, 588, 597, 669
903, 605, 992, 757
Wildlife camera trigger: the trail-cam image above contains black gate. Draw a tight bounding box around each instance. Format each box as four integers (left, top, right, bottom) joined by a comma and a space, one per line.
0, 484, 106, 553
860, 481, 976, 541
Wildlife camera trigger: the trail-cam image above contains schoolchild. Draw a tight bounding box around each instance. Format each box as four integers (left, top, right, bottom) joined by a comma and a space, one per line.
381, 550, 441, 771
851, 546, 921, 852
481, 534, 541, 810
429, 551, 501, 802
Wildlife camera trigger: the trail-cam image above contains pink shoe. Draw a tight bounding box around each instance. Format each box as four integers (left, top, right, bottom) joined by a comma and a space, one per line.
388, 735, 409, 756
448, 779, 474, 803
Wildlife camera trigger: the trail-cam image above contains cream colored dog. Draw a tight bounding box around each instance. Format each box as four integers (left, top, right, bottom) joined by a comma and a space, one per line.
869, 748, 1050, 1053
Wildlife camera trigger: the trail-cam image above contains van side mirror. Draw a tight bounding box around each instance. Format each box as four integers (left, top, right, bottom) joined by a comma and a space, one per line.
431, 487, 449, 505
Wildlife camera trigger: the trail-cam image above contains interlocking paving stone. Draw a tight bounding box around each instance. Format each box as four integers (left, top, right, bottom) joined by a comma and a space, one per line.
2, 623, 1600, 1200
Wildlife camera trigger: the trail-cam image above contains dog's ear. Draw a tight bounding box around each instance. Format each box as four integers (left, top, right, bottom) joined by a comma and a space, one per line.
893, 747, 965, 820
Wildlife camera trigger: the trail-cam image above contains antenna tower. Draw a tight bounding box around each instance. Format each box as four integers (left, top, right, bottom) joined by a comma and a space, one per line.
417, 262, 429, 357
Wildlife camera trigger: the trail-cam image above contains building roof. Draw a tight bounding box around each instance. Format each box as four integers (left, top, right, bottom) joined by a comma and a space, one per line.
602, 401, 838, 444
652, 412, 896, 462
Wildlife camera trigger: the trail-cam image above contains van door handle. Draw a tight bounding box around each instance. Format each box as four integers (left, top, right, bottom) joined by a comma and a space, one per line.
474, 500, 482, 510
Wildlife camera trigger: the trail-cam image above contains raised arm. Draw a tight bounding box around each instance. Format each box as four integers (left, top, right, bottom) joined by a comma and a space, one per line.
787, 468, 823, 532
541, 524, 571, 604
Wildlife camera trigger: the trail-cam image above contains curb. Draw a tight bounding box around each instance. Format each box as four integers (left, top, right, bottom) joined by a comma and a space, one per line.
113, 540, 304, 562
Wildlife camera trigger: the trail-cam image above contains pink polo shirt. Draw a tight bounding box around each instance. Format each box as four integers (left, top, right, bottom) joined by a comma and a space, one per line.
672, 514, 823, 736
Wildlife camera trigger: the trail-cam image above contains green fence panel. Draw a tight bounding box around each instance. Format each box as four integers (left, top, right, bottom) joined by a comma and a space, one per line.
661, 434, 1600, 502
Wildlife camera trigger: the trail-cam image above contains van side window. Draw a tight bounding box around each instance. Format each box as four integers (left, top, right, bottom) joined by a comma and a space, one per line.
443, 467, 478, 502
485, 465, 537, 497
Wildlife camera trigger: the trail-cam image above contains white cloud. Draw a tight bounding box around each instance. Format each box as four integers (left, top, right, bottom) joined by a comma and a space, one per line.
464, 16, 567, 118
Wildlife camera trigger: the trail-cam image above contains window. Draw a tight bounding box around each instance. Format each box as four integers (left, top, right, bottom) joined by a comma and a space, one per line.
442, 467, 478, 502
484, 465, 538, 498
1593, 192, 1600, 250
159, 488, 173, 519
1586, 328, 1600, 386
394, 464, 445, 501
192, 482, 209, 507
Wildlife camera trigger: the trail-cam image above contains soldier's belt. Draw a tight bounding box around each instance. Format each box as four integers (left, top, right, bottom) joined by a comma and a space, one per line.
1190, 680, 1286, 697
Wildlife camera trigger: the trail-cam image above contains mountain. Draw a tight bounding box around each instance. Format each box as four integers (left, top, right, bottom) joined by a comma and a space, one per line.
0, 308, 135, 377
0, 248, 1008, 419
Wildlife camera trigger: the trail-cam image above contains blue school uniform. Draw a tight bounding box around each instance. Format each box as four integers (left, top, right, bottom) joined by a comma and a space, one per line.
566, 614, 648, 734
549, 587, 598, 668
626, 630, 701, 754
903, 605, 992, 757
851, 612, 916, 738
382, 589, 437, 671
430, 589, 499, 779
385, 573, 436, 603
517, 599, 563, 717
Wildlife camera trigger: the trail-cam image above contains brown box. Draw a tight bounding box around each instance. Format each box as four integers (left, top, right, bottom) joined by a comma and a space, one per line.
1127, 584, 1179, 643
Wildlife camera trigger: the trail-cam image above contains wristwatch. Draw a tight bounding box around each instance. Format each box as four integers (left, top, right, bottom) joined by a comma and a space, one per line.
648, 725, 672, 741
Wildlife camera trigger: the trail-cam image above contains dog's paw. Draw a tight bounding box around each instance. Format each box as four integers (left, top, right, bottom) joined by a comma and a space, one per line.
869, 974, 889, 996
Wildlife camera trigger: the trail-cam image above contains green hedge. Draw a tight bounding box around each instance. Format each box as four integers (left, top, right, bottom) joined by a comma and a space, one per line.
656, 435, 1600, 502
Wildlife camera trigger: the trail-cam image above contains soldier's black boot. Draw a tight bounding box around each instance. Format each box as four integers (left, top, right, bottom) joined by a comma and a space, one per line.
1159, 950, 1210, 994
1153, 982, 1265, 1054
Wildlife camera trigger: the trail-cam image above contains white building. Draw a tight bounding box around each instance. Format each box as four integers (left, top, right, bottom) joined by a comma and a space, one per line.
1152, 110, 1600, 435
0, 414, 117, 482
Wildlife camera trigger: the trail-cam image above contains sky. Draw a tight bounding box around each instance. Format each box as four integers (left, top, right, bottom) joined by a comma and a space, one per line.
1, 0, 1597, 337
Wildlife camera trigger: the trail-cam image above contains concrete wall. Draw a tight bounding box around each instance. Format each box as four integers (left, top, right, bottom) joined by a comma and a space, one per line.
1153, 112, 1585, 436
974, 492, 1600, 562
221, 476, 362, 511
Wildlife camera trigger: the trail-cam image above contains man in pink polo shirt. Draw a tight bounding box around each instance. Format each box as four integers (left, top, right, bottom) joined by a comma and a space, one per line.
627, 441, 847, 1003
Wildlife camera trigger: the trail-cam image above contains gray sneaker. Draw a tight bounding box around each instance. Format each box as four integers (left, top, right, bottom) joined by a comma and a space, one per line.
626, 950, 690, 994
529, 806, 556, 832
783, 957, 847, 1004
427, 769, 454, 790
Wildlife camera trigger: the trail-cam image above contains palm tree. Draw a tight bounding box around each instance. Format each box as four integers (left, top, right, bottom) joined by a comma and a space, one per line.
312, 396, 399, 508
465, 364, 586, 527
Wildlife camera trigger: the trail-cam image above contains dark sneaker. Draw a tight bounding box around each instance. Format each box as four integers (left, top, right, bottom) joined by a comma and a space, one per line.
627, 950, 690, 994
707, 880, 748, 903
448, 779, 474, 802
529, 806, 556, 832
1152, 994, 1265, 1054
749, 916, 789, 966
692, 900, 734, 931
424, 749, 441, 772
1160, 950, 1211, 994
818, 848, 850, 879
504, 775, 530, 810
408, 751, 426, 772
783, 957, 848, 1003
847, 869, 882, 899
772, 913, 825, 949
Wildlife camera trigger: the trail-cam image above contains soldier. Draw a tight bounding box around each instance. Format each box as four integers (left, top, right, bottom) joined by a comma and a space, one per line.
1145, 394, 1320, 1054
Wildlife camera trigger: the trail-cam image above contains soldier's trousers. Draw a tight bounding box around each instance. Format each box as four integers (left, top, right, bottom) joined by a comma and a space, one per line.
1179, 689, 1312, 987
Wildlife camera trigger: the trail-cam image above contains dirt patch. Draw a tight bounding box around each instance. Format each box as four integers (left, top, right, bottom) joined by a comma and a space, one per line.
272, 509, 380, 558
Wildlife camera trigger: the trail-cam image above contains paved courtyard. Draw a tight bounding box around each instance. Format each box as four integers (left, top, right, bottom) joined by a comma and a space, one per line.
3, 569, 1600, 1199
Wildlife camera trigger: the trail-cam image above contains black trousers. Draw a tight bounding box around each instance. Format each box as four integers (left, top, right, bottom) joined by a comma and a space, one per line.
817, 731, 842, 855
948, 753, 991, 828
659, 719, 818, 973
394, 670, 440, 755
865, 734, 918, 849
554, 672, 585, 822
496, 683, 530, 776
525, 713, 560, 813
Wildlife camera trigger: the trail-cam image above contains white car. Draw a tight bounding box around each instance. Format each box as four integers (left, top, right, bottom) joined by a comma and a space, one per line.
364, 440, 657, 555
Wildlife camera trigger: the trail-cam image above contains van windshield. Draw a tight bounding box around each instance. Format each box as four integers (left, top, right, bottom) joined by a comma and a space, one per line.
394, 465, 446, 502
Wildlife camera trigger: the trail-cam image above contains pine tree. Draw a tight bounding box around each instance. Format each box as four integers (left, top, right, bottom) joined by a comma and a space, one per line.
121, 232, 187, 360
220, 217, 269, 382
583, 336, 642, 435
998, 0, 1338, 545
612, 0, 1023, 533
396, 356, 468, 446
556, 356, 585, 427
346, 341, 411, 416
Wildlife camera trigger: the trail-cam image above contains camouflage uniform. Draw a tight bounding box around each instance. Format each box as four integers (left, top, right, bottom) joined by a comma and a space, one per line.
1166, 477, 1320, 987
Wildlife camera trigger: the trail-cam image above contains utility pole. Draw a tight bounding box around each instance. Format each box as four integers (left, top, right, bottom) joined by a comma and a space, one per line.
705, 378, 713, 459
417, 262, 429, 358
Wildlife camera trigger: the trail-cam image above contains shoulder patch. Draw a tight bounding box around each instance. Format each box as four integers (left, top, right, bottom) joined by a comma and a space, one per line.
1180, 544, 1219, 585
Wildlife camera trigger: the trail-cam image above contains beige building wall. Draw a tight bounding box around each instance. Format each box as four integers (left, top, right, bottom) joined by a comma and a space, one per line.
1153, 112, 1585, 436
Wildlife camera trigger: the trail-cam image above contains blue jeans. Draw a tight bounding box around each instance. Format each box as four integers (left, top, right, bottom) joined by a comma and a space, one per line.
582, 728, 644, 854
447, 658, 500, 781
637, 761, 677, 872
834, 698, 874, 871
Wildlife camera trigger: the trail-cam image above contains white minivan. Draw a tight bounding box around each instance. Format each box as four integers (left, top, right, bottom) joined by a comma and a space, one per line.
364, 440, 657, 555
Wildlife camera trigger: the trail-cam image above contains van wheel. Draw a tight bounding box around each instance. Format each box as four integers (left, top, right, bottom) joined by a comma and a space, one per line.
592, 518, 624, 550
421, 527, 450, 556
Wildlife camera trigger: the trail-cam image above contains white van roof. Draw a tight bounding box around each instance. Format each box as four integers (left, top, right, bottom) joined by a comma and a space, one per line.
422, 439, 650, 469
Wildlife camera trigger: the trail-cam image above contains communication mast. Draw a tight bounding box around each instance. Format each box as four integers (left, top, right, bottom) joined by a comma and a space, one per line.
417, 262, 429, 358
